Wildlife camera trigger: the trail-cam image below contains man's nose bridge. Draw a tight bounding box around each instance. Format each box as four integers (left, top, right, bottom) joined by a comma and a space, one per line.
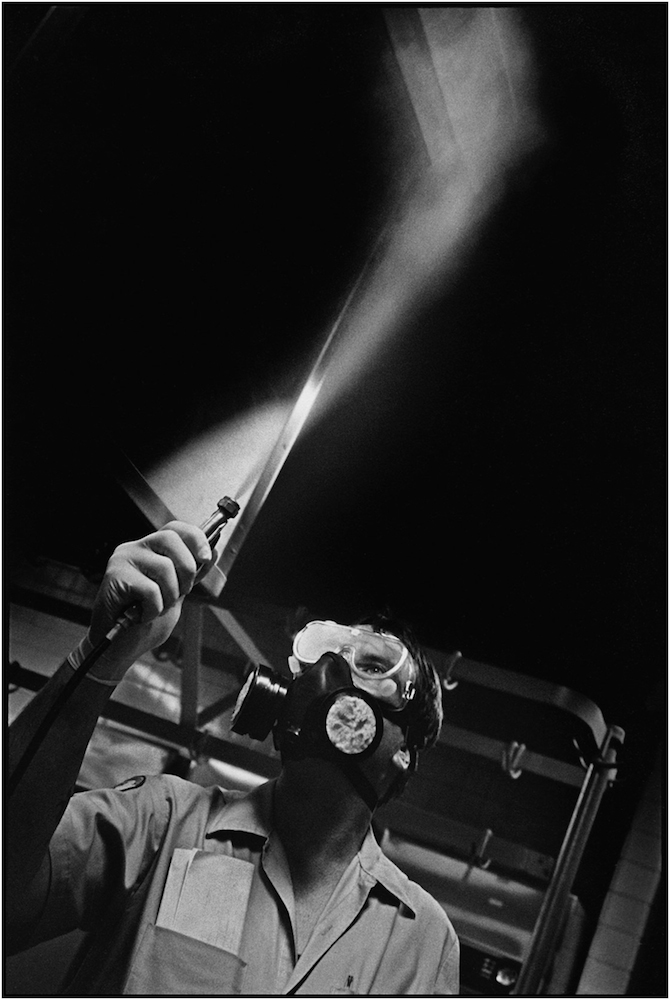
294, 650, 353, 690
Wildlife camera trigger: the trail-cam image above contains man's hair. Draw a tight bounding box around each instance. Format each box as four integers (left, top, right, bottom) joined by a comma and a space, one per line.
355, 611, 443, 807
355, 611, 444, 753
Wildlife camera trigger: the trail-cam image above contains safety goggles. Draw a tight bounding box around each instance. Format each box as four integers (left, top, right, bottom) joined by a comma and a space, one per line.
291, 620, 417, 711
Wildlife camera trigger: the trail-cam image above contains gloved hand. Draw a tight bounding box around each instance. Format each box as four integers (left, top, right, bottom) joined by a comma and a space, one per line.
82, 521, 215, 684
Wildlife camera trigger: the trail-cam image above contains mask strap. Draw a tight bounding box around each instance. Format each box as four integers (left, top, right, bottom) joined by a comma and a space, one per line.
336, 758, 379, 813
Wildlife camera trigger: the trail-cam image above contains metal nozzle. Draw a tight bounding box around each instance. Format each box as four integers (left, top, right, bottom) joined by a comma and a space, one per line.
200, 496, 240, 545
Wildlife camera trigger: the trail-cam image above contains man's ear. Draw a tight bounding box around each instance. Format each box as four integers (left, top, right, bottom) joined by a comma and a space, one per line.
377, 746, 416, 808
391, 746, 411, 772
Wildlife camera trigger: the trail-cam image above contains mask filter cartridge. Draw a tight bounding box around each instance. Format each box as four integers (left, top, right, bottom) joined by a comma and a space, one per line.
231, 664, 289, 742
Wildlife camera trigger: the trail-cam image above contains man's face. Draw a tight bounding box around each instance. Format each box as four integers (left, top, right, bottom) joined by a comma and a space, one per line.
290, 621, 416, 794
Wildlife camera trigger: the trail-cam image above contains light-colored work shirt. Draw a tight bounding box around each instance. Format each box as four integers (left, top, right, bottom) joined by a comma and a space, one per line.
29, 775, 460, 995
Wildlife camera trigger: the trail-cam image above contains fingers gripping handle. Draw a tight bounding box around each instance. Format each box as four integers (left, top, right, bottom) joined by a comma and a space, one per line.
105, 497, 240, 643
7, 499, 240, 799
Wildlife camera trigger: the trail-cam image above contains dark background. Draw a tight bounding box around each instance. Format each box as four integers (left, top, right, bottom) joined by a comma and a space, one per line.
6, 3, 665, 719
4, 3, 666, 952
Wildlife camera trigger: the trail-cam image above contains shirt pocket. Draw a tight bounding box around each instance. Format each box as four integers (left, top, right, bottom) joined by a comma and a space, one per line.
123, 923, 246, 995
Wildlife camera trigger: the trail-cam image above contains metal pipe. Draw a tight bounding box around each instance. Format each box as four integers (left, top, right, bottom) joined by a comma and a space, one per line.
512, 724, 624, 995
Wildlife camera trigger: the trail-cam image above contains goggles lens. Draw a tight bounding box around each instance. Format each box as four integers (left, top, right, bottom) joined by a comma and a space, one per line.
292, 621, 416, 710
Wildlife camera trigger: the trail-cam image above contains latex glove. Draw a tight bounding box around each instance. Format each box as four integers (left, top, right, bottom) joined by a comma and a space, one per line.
84, 521, 215, 683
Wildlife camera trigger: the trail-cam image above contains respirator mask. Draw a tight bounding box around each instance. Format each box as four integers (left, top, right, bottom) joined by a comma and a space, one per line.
230, 621, 418, 809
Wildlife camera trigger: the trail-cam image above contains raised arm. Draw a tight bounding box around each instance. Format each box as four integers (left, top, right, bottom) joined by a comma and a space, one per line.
7, 520, 214, 945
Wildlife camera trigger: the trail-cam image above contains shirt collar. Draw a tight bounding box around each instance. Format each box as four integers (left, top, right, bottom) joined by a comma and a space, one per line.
206, 778, 416, 915
206, 778, 275, 840
357, 825, 417, 915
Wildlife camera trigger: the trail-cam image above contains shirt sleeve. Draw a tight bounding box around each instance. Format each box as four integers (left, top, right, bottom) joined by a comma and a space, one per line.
433, 926, 461, 995
30, 776, 171, 944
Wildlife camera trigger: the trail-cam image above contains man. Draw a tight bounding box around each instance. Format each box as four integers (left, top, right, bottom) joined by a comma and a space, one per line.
8, 521, 459, 995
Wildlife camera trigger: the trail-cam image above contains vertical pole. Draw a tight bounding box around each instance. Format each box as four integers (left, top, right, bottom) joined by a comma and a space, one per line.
513, 725, 625, 995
